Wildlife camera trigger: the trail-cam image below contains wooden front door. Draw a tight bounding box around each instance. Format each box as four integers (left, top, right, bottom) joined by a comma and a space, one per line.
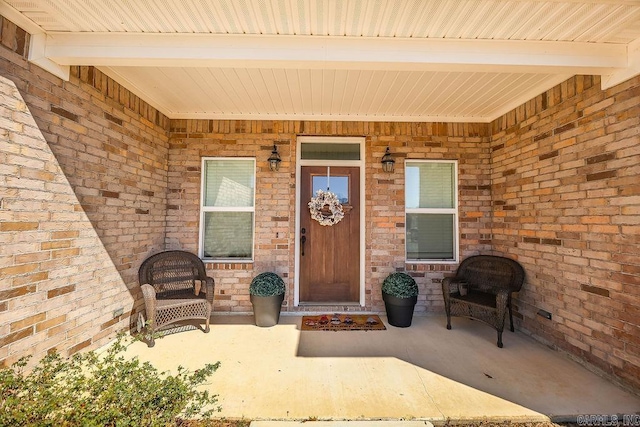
300, 166, 360, 303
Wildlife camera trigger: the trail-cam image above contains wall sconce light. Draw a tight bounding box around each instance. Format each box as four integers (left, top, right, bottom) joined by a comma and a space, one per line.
381, 146, 395, 173
268, 144, 281, 171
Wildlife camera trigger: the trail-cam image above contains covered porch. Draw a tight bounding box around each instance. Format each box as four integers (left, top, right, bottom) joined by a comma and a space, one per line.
0, 0, 639, 412
123, 315, 640, 421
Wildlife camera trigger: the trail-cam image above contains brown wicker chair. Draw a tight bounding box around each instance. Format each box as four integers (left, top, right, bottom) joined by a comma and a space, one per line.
138, 250, 214, 347
442, 255, 525, 348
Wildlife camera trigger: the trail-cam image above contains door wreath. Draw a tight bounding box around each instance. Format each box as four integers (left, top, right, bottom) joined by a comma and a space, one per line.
308, 189, 344, 226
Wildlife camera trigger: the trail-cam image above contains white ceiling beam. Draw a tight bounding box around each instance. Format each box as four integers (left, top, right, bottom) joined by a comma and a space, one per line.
601, 38, 640, 90
44, 33, 626, 75
530, 0, 640, 4
165, 111, 497, 123
29, 34, 70, 81
0, 1, 70, 80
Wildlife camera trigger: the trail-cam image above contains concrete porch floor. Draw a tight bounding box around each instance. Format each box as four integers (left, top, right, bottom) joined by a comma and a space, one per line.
122, 314, 640, 422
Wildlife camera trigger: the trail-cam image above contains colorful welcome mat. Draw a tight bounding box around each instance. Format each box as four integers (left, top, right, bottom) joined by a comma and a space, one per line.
301, 314, 386, 331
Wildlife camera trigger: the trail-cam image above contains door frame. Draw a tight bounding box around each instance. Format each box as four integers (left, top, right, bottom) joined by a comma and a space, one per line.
294, 136, 366, 307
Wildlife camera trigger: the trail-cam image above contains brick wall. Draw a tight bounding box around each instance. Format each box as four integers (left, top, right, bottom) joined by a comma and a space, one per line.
491, 75, 640, 391
166, 120, 492, 313
0, 16, 170, 366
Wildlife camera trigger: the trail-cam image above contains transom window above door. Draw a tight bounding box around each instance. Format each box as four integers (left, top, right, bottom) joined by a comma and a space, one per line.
300, 142, 361, 161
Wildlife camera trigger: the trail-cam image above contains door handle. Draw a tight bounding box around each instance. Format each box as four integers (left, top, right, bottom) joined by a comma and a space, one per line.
301, 235, 306, 256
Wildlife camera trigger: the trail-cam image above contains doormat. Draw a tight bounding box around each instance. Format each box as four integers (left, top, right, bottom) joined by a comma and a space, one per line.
301, 314, 386, 331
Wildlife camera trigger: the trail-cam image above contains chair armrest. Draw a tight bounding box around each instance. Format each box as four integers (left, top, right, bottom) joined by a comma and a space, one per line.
204, 276, 215, 305
140, 284, 157, 325
442, 277, 465, 295
495, 289, 509, 305
141, 283, 157, 301
442, 277, 466, 307
495, 289, 509, 322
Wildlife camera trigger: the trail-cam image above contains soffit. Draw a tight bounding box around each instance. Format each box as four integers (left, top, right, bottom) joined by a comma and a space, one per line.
3, 0, 640, 122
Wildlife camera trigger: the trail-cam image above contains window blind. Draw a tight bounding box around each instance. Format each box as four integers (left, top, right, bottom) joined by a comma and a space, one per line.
406, 162, 454, 209
203, 159, 254, 207
406, 214, 454, 259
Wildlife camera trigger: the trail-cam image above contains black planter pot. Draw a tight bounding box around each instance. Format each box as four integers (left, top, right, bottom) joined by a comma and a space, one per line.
250, 293, 285, 327
382, 292, 417, 327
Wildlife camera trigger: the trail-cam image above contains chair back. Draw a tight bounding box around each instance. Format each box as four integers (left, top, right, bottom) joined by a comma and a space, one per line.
138, 250, 207, 296
456, 255, 525, 293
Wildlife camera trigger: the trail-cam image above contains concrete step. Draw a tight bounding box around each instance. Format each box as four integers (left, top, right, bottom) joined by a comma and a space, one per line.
250, 422, 434, 427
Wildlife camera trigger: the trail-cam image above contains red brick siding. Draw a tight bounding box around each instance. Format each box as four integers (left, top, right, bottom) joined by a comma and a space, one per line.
491, 75, 640, 391
166, 120, 492, 314
0, 17, 28, 58
0, 16, 169, 366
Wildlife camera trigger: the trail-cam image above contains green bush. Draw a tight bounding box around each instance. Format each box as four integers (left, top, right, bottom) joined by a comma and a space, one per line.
0, 334, 221, 426
249, 272, 285, 297
382, 272, 419, 298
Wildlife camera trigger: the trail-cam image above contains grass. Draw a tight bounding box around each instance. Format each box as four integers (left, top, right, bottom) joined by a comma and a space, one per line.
177, 419, 251, 427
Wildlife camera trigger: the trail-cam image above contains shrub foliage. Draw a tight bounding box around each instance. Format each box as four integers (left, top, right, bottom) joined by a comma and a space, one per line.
249, 272, 285, 296
382, 272, 419, 298
0, 334, 221, 426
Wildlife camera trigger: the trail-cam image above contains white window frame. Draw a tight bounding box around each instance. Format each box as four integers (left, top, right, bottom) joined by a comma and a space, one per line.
199, 157, 256, 262
405, 159, 459, 264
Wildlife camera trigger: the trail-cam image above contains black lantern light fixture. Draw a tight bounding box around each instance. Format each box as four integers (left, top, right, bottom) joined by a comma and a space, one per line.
381, 146, 395, 173
268, 144, 281, 171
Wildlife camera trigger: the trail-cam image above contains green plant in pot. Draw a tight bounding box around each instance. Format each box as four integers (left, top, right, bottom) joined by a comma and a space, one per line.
250, 272, 286, 327
382, 272, 419, 327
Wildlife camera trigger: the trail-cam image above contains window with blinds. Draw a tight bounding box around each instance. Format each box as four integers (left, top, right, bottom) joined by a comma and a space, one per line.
405, 160, 458, 262
200, 158, 255, 260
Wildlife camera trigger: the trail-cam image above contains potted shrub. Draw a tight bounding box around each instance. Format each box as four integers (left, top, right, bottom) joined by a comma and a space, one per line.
382, 272, 419, 327
249, 272, 286, 327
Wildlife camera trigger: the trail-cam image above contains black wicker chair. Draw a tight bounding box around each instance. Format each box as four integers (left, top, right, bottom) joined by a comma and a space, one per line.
138, 250, 214, 347
442, 255, 525, 347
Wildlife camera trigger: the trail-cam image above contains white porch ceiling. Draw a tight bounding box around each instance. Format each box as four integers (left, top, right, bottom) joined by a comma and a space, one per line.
2, 0, 640, 122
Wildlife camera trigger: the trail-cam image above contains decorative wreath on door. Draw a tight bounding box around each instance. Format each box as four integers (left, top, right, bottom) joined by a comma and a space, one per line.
308, 189, 344, 226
